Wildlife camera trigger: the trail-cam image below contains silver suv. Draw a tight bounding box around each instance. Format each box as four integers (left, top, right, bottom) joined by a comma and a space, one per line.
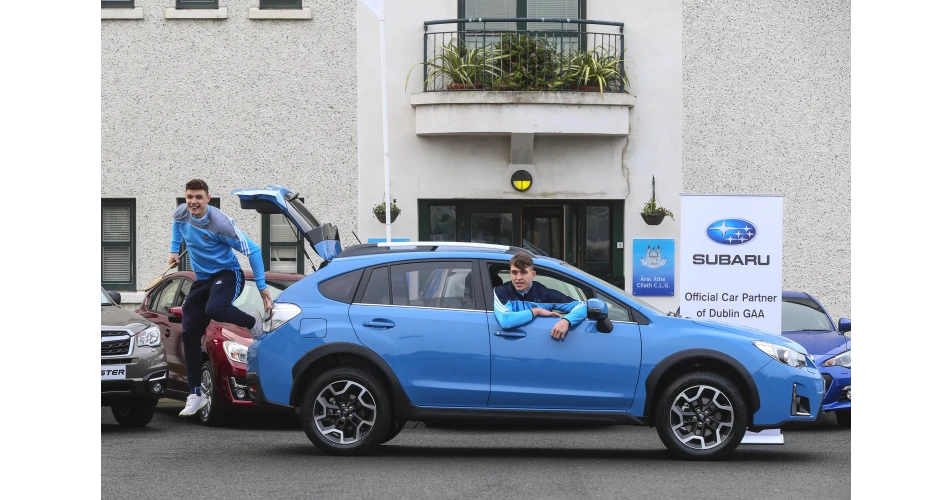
101, 288, 169, 427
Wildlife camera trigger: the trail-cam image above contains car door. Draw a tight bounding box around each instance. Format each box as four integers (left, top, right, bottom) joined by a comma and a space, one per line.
348, 260, 491, 407
483, 260, 642, 411
139, 277, 189, 394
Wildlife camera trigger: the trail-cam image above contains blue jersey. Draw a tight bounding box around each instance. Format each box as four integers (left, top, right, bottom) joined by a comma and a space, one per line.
493, 280, 587, 329
169, 204, 267, 290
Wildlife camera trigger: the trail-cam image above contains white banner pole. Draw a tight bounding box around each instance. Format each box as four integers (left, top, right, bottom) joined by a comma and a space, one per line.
361, 0, 391, 242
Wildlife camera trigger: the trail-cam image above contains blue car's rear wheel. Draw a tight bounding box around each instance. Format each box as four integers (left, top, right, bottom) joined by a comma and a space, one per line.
654, 371, 748, 460
300, 367, 392, 456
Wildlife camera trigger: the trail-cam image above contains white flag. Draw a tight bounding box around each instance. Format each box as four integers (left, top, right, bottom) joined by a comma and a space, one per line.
360, 0, 384, 20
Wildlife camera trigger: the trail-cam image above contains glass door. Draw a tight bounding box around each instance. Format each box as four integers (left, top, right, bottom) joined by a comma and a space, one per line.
521, 205, 564, 259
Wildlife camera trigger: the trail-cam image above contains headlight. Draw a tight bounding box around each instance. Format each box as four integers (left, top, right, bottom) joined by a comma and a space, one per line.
263, 303, 301, 334
822, 349, 851, 368
136, 326, 161, 347
753, 340, 808, 369
223, 340, 248, 364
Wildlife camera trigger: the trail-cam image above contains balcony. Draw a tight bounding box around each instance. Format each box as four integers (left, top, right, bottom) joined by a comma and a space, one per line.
407, 18, 635, 163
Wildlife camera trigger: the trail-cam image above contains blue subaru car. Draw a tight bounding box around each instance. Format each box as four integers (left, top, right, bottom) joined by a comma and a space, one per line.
233, 186, 824, 460
780, 291, 851, 427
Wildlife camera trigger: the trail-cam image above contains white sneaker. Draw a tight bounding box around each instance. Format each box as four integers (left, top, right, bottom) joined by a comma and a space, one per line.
249, 310, 263, 337
179, 393, 209, 417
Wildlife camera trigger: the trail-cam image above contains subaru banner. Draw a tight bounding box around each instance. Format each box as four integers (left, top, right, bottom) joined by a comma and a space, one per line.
632, 239, 675, 296
679, 194, 783, 334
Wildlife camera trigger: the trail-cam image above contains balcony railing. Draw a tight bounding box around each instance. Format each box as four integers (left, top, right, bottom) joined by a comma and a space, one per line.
416, 18, 627, 94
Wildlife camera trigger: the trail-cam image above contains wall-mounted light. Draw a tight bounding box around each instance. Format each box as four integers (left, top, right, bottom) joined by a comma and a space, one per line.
511, 170, 532, 192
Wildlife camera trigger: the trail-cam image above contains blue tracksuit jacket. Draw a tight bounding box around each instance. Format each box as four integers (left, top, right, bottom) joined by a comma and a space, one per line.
493, 281, 587, 329
169, 204, 267, 290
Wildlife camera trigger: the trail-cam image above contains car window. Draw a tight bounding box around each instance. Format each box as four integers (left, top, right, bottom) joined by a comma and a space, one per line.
319, 269, 363, 304
491, 263, 632, 322
175, 280, 192, 307
233, 280, 294, 317
781, 298, 834, 331
359, 267, 391, 305
559, 261, 664, 315
391, 262, 476, 310
153, 279, 181, 315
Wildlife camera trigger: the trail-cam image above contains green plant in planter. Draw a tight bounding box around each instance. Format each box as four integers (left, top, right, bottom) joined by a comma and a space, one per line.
373, 198, 401, 223
492, 33, 560, 91
405, 39, 500, 92
557, 47, 630, 95
640, 176, 674, 225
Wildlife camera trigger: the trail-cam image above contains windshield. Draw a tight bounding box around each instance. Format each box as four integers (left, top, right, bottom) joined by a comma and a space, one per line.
559, 262, 664, 314
782, 298, 834, 331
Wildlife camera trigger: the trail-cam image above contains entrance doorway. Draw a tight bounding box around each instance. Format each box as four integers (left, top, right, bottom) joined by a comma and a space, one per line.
419, 199, 624, 286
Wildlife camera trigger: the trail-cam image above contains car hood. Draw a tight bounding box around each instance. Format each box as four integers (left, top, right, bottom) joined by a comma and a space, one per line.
780, 330, 848, 355
692, 320, 808, 353
101, 305, 150, 330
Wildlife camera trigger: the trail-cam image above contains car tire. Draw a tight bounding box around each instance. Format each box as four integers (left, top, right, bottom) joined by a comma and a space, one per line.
379, 420, 406, 445
300, 367, 392, 456
111, 400, 157, 427
199, 360, 228, 427
654, 371, 748, 460
834, 410, 851, 427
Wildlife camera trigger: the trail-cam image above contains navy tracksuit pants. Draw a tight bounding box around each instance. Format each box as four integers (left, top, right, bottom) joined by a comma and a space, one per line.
181, 269, 255, 395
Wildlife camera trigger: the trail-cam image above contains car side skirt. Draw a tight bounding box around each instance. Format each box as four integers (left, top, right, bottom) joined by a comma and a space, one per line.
394, 402, 645, 426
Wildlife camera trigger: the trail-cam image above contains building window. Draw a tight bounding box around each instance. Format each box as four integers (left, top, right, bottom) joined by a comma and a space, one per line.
102, 1, 135, 7
260, 0, 303, 8
460, 0, 584, 31
176, 0, 219, 9
175, 197, 220, 272
262, 214, 305, 274
102, 199, 136, 290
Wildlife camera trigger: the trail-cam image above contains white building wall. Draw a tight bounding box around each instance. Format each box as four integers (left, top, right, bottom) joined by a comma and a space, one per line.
101, 0, 360, 299
358, 0, 684, 313
683, 0, 851, 320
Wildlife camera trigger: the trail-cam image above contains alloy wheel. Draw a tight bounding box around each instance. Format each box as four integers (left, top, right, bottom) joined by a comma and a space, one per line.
668, 384, 735, 450
312, 380, 377, 445
200, 368, 213, 420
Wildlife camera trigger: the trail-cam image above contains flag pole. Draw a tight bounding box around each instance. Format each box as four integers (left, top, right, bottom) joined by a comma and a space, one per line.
379, 13, 391, 243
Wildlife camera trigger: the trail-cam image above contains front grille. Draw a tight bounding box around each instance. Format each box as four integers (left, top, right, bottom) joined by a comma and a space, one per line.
102, 339, 131, 356
101, 357, 134, 365
102, 380, 135, 393
822, 373, 833, 395
101, 330, 128, 337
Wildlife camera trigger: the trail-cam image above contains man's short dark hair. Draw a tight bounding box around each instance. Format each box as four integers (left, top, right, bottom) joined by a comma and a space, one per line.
510, 252, 534, 270
185, 179, 209, 194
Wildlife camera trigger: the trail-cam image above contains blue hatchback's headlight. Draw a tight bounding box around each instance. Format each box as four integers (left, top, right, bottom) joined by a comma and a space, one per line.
753, 340, 808, 369
822, 350, 851, 369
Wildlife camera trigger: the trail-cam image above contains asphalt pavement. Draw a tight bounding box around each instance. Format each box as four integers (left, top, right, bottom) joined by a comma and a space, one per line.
102, 399, 850, 500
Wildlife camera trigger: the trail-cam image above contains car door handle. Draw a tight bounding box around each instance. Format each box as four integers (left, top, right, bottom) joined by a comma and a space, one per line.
494, 331, 526, 338
362, 319, 395, 329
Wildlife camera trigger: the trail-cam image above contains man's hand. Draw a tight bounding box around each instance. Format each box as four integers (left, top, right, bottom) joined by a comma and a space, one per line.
259, 289, 274, 315
550, 318, 570, 340
168, 253, 180, 267
531, 307, 562, 318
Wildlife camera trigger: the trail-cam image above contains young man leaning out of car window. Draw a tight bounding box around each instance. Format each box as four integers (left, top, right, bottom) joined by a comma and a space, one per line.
492, 252, 587, 340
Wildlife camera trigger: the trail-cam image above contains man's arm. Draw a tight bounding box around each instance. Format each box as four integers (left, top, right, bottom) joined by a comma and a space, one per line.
545, 290, 588, 327
493, 287, 534, 329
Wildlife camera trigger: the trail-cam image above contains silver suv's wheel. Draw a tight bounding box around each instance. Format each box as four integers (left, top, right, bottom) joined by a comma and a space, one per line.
301, 367, 392, 455
654, 371, 748, 460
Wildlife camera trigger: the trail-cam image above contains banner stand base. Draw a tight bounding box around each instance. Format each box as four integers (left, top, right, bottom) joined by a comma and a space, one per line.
741, 429, 784, 445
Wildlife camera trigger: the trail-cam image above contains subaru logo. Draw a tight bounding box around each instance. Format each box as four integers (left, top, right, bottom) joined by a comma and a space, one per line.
707, 218, 757, 245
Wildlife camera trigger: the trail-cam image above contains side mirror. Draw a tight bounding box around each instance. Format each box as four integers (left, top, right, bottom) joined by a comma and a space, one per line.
106, 291, 122, 304
838, 318, 851, 334
587, 298, 614, 333
169, 306, 184, 323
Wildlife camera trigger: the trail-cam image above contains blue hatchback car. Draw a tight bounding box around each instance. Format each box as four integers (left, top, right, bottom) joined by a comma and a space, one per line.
780, 291, 851, 427
233, 186, 824, 460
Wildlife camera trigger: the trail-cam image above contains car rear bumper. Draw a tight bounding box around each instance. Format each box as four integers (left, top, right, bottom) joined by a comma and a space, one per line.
246, 372, 296, 414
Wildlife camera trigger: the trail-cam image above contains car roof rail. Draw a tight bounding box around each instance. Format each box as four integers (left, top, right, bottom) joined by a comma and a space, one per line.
334, 241, 537, 259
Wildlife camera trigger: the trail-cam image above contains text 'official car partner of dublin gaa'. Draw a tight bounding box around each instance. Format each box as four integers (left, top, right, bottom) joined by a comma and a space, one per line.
230, 185, 824, 460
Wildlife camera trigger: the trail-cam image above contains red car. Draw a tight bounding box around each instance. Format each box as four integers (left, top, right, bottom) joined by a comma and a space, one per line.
136, 270, 303, 425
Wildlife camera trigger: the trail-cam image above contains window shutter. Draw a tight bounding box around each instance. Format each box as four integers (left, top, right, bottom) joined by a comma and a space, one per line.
102, 247, 131, 283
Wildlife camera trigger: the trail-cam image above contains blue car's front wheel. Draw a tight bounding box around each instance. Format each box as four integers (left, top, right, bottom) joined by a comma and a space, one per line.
654, 371, 749, 460
300, 367, 393, 456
